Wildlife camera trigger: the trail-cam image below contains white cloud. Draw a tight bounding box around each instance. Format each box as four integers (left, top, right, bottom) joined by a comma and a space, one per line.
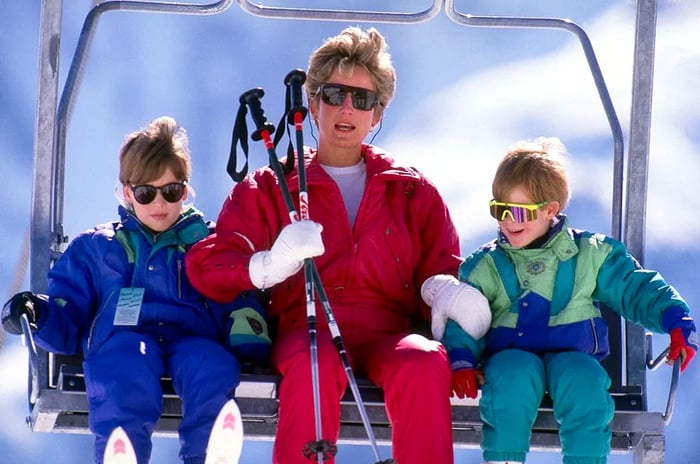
0, 342, 37, 445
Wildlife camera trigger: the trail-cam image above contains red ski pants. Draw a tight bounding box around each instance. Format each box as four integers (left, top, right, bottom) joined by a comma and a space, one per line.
271, 328, 454, 464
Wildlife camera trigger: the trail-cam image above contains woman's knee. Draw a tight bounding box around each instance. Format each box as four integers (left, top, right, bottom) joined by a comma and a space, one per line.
378, 335, 450, 386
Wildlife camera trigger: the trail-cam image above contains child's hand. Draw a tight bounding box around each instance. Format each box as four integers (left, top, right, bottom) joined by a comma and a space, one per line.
667, 327, 698, 372
451, 367, 484, 399
2, 291, 45, 335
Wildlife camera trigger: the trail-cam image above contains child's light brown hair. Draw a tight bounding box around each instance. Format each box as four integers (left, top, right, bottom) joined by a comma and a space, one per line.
492, 136, 570, 211
119, 116, 191, 186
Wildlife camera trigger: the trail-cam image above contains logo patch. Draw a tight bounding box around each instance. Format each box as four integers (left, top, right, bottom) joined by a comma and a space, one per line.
246, 316, 263, 335
526, 261, 546, 275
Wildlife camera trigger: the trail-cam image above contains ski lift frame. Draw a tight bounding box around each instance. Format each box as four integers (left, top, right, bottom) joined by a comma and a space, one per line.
24, 0, 673, 463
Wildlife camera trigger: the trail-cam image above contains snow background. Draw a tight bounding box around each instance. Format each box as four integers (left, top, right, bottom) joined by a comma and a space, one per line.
1, 0, 699, 462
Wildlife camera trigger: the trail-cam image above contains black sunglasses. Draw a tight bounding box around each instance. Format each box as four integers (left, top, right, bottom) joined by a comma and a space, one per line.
129, 182, 187, 205
316, 83, 380, 111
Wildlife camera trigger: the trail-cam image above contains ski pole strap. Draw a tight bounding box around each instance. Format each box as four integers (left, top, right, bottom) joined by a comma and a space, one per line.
239, 88, 300, 220
226, 102, 251, 182
238, 87, 287, 180
272, 108, 295, 176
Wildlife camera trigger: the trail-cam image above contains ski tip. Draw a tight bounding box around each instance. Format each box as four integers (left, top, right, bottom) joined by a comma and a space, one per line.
205, 399, 244, 464
104, 426, 137, 464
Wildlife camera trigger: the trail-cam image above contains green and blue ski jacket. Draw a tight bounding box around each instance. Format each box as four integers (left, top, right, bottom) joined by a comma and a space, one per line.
442, 215, 691, 367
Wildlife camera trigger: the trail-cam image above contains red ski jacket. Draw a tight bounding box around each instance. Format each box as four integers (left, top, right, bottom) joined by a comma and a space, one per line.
186, 144, 461, 338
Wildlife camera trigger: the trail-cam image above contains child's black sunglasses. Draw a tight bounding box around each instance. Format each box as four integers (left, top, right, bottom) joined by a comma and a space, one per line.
129, 182, 187, 205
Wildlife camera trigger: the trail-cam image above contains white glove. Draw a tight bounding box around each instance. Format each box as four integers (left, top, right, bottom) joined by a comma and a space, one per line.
249, 220, 324, 289
421, 274, 492, 341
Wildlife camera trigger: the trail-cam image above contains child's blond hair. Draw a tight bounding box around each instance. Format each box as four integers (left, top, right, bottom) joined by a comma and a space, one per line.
492, 136, 570, 210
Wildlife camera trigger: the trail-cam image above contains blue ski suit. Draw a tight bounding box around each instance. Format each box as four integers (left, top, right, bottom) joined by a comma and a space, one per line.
32, 206, 270, 464
442, 215, 692, 464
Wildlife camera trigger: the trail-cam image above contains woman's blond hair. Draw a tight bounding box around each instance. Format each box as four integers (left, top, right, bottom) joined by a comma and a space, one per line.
305, 26, 396, 116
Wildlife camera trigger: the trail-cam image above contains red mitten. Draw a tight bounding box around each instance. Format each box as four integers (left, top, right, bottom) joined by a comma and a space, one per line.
451, 368, 484, 399
668, 327, 698, 372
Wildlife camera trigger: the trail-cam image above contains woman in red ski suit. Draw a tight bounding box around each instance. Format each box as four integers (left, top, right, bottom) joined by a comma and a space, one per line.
186, 27, 472, 464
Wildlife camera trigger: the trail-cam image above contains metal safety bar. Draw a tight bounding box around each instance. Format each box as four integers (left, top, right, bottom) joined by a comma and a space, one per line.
42, 0, 642, 285
237, 0, 442, 23
20, 314, 40, 405
645, 333, 679, 425
51, 0, 234, 267
47, 0, 441, 284
444, 0, 624, 242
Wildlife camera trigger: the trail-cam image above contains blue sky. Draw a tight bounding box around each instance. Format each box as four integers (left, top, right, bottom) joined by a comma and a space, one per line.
1, 1, 699, 462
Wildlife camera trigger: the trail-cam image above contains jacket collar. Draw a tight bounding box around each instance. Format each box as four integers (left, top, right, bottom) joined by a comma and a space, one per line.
498, 214, 578, 261
296, 144, 422, 184
117, 205, 209, 246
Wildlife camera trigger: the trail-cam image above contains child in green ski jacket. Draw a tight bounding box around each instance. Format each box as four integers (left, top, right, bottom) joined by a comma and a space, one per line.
422, 136, 697, 464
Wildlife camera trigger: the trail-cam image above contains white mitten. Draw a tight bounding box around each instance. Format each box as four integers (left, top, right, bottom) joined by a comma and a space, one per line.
249, 220, 324, 289
421, 274, 491, 340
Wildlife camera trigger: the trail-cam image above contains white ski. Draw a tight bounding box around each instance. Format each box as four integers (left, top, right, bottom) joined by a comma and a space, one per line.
204, 399, 244, 464
103, 426, 137, 464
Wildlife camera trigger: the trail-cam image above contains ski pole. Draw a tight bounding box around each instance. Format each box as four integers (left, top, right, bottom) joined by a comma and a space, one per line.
281, 71, 328, 462
282, 71, 395, 464
239, 88, 334, 463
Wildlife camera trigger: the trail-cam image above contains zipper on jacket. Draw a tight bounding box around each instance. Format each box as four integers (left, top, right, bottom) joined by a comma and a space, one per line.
87, 290, 115, 351
590, 318, 599, 354
177, 259, 183, 299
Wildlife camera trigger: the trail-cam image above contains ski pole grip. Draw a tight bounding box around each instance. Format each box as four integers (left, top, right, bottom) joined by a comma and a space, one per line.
240, 88, 275, 141
284, 69, 308, 123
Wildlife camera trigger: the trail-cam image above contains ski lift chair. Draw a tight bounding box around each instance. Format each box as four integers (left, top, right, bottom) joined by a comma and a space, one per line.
21, 1, 676, 464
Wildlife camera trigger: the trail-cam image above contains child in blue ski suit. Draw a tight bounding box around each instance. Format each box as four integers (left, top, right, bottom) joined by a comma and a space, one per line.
2, 116, 270, 464
422, 137, 697, 464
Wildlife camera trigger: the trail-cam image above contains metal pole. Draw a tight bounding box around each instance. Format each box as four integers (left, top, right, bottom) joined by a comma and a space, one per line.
29, 0, 64, 404
624, 0, 658, 391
